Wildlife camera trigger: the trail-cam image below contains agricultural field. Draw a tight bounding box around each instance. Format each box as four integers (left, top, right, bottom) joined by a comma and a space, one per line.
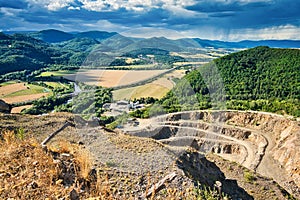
109, 64, 157, 69
0, 82, 50, 104
38, 70, 78, 77
0, 82, 28, 96
44, 82, 68, 89
63, 69, 169, 88
113, 70, 185, 100
11, 105, 33, 113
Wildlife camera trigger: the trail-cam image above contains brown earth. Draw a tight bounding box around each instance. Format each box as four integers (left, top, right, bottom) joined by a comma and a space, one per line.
2, 93, 48, 104
0, 112, 299, 199
124, 110, 300, 198
11, 105, 33, 113
0, 83, 27, 97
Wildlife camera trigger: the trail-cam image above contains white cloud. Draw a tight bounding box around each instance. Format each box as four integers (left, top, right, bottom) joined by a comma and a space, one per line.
26, 0, 75, 11
0, 7, 21, 16
82, 19, 129, 32
227, 24, 300, 41
180, 24, 300, 41
68, 6, 80, 10
26, 0, 196, 12
48, 0, 74, 11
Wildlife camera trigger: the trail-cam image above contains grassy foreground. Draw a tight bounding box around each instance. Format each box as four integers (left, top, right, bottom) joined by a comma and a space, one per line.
0, 130, 226, 200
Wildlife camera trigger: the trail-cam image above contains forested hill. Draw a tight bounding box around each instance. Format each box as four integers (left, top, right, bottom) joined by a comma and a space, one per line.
161, 46, 300, 116
0, 33, 56, 74
0, 33, 95, 74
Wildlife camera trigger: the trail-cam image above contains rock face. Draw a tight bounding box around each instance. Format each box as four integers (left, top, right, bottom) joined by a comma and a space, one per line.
125, 110, 300, 198
0, 99, 11, 113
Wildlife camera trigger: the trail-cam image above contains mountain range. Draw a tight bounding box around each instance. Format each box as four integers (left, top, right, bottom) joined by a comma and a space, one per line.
3, 29, 300, 49
1, 29, 300, 75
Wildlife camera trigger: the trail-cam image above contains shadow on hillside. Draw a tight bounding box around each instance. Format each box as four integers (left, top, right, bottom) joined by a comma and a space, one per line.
176, 151, 254, 200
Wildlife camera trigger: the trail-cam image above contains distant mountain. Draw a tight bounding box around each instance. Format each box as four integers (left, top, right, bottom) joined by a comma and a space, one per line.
3, 31, 36, 35
7, 29, 300, 49
237, 40, 300, 48
101, 34, 135, 51
193, 38, 242, 49
28, 30, 118, 43
193, 38, 300, 49
29, 29, 74, 43
56, 37, 100, 52
121, 37, 196, 52
75, 31, 117, 41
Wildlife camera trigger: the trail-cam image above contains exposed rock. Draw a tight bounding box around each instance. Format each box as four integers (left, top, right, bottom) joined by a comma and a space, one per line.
0, 99, 11, 113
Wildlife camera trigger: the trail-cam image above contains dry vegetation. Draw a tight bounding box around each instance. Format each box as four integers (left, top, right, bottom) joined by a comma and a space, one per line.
0, 129, 225, 200
11, 105, 33, 113
2, 93, 48, 104
0, 82, 49, 104
0, 83, 28, 96
0, 113, 295, 199
63, 69, 168, 87
113, 83, 170, 100
113, 70, 185, 100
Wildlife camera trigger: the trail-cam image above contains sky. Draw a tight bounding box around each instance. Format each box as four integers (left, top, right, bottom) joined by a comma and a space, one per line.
0, 0, 299, 41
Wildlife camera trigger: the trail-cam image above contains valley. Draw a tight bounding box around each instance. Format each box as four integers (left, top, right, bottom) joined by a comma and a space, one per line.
0, 30, 299, 199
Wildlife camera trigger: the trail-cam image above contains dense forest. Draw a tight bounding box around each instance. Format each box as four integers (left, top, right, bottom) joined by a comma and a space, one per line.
0, 33, 90, 74
133, 46, 300, 117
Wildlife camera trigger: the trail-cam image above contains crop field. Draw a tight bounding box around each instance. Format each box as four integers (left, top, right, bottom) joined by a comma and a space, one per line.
0, 80, 18, 86
44, 82, 68, 89
3, 84, 49, 98
38, 70, 78, 77
11, 105, 33, 113
0, 82, 50, 104
3, 93, 48, 104
63, 69, 169, 88
173, 61, 208, 66
113, 83, 169, 100
110, 64, 157, 69
113, 70, 185, 100
0, 82, 28, 96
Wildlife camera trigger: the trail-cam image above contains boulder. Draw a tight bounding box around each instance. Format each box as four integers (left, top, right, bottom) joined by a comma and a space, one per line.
0, 99, 11, 113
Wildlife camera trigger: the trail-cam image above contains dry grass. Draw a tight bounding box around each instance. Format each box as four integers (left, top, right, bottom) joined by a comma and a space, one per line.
0, 83, 27, 97
2, 93, 49, 104
63, 69, 168, 87
11, 105, 33, 113
113, 70, 185, 100
0, 130, 224, 200
0, 130, 69, 199
113, 83, 170, 100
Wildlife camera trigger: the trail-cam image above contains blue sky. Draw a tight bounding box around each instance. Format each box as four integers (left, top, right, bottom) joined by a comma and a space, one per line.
0, 0, 299, 41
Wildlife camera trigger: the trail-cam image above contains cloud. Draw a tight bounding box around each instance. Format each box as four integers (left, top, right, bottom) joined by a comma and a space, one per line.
227, 24, 300, 41
0, 0, 299, 41
0, 1, 28, 9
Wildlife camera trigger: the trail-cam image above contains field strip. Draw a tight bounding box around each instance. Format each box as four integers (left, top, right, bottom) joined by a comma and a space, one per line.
2, 93, 49, 104
0, 83, 27, 97
11, 105, 33, 113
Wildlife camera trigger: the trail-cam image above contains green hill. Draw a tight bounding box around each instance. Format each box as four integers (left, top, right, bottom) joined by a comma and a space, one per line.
75, 31, 117, 41
160, 46, 300, 116
29, 29, 74, 43
0, 33, 59, 74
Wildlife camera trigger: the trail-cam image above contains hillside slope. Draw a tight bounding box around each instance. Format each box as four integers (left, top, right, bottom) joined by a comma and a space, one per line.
0, 33, 58, 74
160, 46, 300, 116
0, 113, 297, 199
